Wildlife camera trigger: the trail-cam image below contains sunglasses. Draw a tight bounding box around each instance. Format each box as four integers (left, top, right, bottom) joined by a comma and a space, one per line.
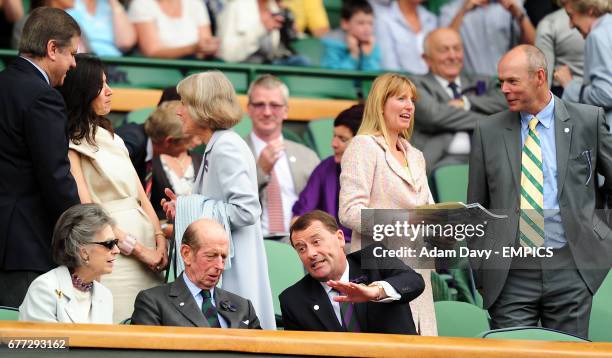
90, 239, 119, 250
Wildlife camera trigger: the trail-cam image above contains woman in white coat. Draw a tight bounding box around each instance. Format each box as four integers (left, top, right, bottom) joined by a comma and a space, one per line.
162, 71, 276, 329
19, 204, 118, 323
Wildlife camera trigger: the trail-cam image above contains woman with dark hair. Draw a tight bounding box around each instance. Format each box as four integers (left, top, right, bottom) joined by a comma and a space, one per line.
58, 54, 167, 323
19, 204, 118, 323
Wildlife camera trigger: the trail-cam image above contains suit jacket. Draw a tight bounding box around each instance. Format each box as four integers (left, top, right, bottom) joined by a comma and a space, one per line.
0, 57, 79, 272
411, 71, 507, 171
19, 266, 113, 323
467, 96, 612, 309
279, 248, 425, 334
243, 134, 320, 213
131, 273, 261, 329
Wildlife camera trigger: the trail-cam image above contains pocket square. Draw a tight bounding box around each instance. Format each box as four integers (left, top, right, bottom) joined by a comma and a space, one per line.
242, 320, 249, 325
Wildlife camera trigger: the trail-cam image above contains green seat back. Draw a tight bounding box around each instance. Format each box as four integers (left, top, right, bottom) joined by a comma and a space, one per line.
264, 240, 304, 317
112, 66, 183, 89
292, 37, 324, 66
0, 306, 19, 320
589, 270, 612, 342
434, 301, 490, 337
233, 116, 253, 137
324, 0, 342, 28
305, 118, 334, 159
479, 327, 589, 342
425, 0, 451, 15
279, 75, 360, 100
126, 107, 155, 125
432, 164, 469, 203
0, 60, 4, 71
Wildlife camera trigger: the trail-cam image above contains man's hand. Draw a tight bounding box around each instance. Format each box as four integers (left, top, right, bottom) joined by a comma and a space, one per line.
161, 188, 177, 221
261, 10, 284, 32
462, 0, 488, 11
257, 138, 285, 175
448, 99, 466, 109
499, 0, 524, 19
553, 65, 573, 88
327, 280, 382, 303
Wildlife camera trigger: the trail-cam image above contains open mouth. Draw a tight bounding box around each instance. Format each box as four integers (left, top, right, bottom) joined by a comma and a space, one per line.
400, 113, 411, 119
310, 260, 325, 270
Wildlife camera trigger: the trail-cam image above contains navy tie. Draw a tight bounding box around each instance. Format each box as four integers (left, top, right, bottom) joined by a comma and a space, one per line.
448, 82, 462, 99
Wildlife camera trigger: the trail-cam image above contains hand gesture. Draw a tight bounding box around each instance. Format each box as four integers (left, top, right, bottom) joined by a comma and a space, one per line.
257, 138, 285, 175
345, 33, 360, 59
327, 280, 381, 303
161, 188, 177, 221
261, 10, 284, 32
498, 0, 523, 18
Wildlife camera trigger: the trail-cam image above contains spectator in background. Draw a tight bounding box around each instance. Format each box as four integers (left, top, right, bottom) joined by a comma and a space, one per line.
283, 0, 329, 38
292, 104, 363, 248
535, 0, 585, 97
0, 7, 80, 308
321, 0, 380, 71
11, 0, 73, 49
128, 0, 219, 59
60, 54, 167, 322
67, 0, 136, 56
217, 0, 309, 65
554, 0, 612, 126
19, 204, 117, 324
243, 74, 320, 237
374, 0, 437, 75
441, 0, 536, 76
0, 0, 23, 47
411, 28, 507, 172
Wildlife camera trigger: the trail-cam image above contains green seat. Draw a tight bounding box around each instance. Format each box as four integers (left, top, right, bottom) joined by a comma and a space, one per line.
232, 116, 253, 137
279, 75, 360, 100
291, 37, 324, 66
478, 327, 589, 342
0, 59, 4, 71
434, 301, 490, 337
431, 163, 469, 203
112, 66, 183, 89
126, 107, 155, 125
323, 0, 342, 28
589, 269, 612, 342
425, 0, 451, 15
264, 240, 304, 322
0, 306, 19, 320
305, 118, 334, 159
431, 272, 457, 302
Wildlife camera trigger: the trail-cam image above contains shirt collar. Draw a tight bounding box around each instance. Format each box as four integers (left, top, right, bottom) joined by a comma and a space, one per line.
433, 74, 462, 90
21, 56, 50, 85
319, 258, 350, 294
520, 93, 555, 129
146, 137, 154, 162
182, 272, 215, 300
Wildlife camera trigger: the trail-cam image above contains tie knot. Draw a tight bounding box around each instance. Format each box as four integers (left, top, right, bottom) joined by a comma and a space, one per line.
529, 117, 539, 131
448, 82, 458, 89
201, 290, 212, 299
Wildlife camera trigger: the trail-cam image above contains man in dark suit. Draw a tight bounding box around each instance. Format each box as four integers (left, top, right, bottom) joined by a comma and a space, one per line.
411, 28, 507, 173
0, 7, 81, 307
279, 210, 425, 334
468, 44, 612, 338
131, 218, 261, 329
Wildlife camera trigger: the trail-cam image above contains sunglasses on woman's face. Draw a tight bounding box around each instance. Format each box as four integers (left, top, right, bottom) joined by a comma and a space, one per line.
90, 239, 119, 250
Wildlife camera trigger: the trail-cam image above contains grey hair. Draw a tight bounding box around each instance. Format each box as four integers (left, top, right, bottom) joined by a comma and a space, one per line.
566, 0, 612, 17
247, 74, 290, 105
523, 45, 549, 79
52, 203, 115, 268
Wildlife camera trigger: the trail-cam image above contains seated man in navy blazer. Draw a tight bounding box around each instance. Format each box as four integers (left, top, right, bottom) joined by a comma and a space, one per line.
131, 218, 261, 329
279, 210, 425, 334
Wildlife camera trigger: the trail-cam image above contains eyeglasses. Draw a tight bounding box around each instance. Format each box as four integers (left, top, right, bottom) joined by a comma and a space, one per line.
90, 239, 119, 250
248, 102, 286, 111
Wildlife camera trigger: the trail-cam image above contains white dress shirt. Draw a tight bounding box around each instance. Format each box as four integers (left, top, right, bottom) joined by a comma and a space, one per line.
433, 75, 471, 155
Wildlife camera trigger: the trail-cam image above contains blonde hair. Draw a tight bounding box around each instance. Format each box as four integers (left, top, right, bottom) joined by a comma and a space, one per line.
358, 73, 418, 145
566, 0, 611, 16
176, 71, 243, 130
144, 101, 184, 143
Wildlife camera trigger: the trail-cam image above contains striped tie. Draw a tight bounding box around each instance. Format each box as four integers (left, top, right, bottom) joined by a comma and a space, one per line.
519, 117, 545, 248
201, 290, 221, 328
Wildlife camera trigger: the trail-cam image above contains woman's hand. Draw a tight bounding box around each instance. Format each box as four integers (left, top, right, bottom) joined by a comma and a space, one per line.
161, 188, 177, 221
135, 244, 164, 272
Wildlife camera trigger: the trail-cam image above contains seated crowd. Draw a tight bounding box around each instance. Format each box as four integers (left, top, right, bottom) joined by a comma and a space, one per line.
0, 0, 611, 345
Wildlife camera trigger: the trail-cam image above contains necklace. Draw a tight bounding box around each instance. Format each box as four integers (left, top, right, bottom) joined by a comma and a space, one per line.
71, 273, 93, 292
163, 154, 190, 175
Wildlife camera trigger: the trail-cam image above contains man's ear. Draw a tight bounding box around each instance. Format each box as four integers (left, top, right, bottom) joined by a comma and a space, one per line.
336, 229, 346, 248
180, 244, 192, 266
46, 40, 58, 61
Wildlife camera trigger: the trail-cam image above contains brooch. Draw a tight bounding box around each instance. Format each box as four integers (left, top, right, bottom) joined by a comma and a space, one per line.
55, 289, 63, 299
219, 300, 237, 312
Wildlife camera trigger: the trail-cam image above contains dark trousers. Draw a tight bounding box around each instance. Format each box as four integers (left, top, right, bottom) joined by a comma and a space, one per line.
0, 270, 41, 308
488, 246, 592, 339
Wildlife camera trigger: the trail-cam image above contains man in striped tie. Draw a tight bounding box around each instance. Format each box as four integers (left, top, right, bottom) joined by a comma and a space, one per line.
131, 219, 261, 329
468, 44, 612, 339
279, 210, 425, 334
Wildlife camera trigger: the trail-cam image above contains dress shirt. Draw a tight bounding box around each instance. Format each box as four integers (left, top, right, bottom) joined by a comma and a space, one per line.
519, 94, 566, 248
433, 75, 471, 154
250, 132, 297, 234
182, 273, 228, 328
21, 56, 50, 85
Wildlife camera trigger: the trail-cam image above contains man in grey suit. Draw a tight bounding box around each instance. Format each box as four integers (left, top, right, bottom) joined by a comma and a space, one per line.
468, 44, 612, 338
411, 28, 507, 173
131, 218, 261, 329
243, 74, 320, 236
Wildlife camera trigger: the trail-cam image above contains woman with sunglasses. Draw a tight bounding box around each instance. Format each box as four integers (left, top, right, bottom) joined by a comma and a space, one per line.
19, 204, 118, 323
58, 54, 167, 323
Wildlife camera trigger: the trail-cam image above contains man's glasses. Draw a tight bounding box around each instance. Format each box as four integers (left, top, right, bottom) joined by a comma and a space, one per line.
248, 102, 285, 111
90, 239, 119, 250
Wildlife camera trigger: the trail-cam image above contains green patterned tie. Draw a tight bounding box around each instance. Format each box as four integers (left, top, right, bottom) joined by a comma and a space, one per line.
201, 290, 221, 328
519, 117, 545, 247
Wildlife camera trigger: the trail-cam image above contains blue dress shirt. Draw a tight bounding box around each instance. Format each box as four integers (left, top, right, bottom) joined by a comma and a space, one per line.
182, 273, 228, 328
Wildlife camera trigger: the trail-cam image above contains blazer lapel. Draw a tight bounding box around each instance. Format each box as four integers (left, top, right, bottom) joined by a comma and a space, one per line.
304, 277, 343, 331
90, 281, 112, 323
503, 113, 522, 196
553, 97, 572, 197
56, 267, 78, 323
372, 136, 414, 187
424, 72, 452, 101
214, 289, 247, 328
348, 262, 368, 332
170, 274, 209, 327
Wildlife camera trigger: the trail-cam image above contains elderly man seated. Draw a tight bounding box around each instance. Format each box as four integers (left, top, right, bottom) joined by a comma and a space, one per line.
131, 218, 261, 328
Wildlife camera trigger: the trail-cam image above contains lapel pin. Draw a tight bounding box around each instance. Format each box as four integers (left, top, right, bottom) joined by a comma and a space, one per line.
179, 302, 185, 306
55, 289, 63, 299
314, 305, 319, 311
289, 156, 297, 163
564, 128, 569, 133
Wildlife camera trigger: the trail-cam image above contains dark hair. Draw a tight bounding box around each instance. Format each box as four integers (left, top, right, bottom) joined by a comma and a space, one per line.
290, 210, 340, 245
334, 104, 364, 136
19, 7, 80, 58
158, 86, 181, 106
52, 203, 115, 268
341, 0, 373, 20
58, 54, 113, 146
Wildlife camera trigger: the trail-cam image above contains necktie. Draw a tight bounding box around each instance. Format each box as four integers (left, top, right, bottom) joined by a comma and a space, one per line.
519, 117, 545, 247
201, 290, 221, 328
448, 82, 462, 100
144, 159, 153, 199
332, 289, 361, 332
267, 169, 285, 233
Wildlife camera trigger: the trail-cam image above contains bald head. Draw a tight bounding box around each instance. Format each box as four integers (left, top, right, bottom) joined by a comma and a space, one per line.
422, 28, 464, 82
182, 218, 228, 250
